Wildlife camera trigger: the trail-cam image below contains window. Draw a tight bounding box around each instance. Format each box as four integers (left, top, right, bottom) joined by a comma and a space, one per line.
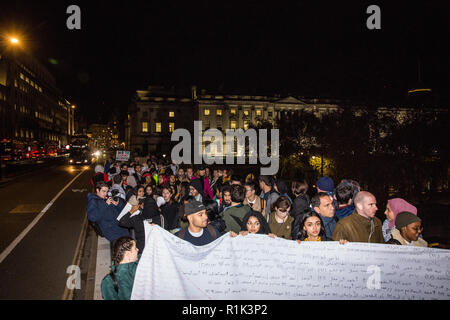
155, 122, 162, 133
169, 111, 175, 118
230, 108, 236, 115
268, 111, 273, 117
243, 110, 249, 116
204, 109, 210, 116
230, 121, 237, 129
169, 122, 175, 133
216, 109, 222, 116
256, 110, 262, 116
142, 121, 148, 133
143, 111, 148, 118
244, 121, 249, 131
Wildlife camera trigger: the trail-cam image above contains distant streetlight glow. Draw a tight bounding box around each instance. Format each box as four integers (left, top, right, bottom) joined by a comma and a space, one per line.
10, 37, 19, 44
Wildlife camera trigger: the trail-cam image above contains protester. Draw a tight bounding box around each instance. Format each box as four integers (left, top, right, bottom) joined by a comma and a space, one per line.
268, 196, 294, 239
274, 179, 293, 204
387, 211, 428, 247
290, 180, 311, 239
243, 181, 266, 215
308, 192, 337, 239
217, 185, 232, 213
332, 191, 384, 243
316, 176, 334, 195
87, 181, 129, 243
144, 184, 153, 198
229, 210, 275, 238
91, 164, 109, 188
175, 200, 220, 246
334, 181, 356, 220
101, 236, 140, 300
160, 187, 179, 232
189, 178, 204, 202
191, 165, 214, 199
222, 184, 252, 233
258, 175, 280, 220
204, 199, 226, 235
295, 211, 348, 244
383, 198, 418, 242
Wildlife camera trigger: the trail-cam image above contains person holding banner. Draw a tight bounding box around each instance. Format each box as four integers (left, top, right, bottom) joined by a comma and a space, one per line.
229, 210, 276, 238
175, 200, 220, 246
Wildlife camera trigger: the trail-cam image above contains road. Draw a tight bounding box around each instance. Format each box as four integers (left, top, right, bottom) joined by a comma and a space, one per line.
0, 160, 93, 299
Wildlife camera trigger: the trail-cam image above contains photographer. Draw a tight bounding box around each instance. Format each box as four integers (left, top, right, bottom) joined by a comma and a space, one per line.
87, 181, 130, 243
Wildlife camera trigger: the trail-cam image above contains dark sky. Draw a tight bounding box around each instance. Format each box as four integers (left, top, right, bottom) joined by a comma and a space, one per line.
1, 1, 449, 123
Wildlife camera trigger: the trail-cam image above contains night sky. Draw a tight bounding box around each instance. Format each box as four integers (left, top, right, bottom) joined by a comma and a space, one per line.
1, 0, 449, 124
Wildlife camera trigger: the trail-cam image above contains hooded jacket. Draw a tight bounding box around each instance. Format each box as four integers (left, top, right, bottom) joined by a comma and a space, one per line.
189, 178, 205, 200
87, 193, 129, 242
331, 211, 384, 243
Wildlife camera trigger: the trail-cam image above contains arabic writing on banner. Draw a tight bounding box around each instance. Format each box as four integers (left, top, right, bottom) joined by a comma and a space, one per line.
131, 224, 450, 300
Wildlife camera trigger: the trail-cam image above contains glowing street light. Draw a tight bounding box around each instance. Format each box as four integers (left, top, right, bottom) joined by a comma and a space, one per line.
10, 37, 19, 44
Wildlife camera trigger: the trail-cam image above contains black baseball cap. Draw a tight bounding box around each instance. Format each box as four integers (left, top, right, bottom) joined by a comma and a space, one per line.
184, 200, 206, 215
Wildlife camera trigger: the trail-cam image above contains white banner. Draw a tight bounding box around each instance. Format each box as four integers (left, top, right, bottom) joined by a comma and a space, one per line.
131, 224, 450, 300
115, 150, 130, 161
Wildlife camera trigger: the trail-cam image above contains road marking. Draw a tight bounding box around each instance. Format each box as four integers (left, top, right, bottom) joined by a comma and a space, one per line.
9, 204, 45, 214
62, 215, 88, 300
0, 169, 87, 265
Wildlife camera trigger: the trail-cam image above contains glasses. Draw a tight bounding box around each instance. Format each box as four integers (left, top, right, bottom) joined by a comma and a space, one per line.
410, 226, 423, 232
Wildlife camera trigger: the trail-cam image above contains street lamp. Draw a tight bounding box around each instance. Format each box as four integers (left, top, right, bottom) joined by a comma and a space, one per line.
10, 37, 19, 44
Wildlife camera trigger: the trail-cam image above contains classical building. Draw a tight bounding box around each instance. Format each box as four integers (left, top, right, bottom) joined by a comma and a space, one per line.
126, 86, 340, 157
125, 86, 196, 156
0, 46, 73, 151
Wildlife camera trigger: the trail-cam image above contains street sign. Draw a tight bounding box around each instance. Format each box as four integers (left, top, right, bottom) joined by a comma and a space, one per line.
116, 150, 130, 161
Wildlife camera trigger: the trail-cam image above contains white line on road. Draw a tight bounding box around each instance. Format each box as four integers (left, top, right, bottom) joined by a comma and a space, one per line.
0, 169, 87, 265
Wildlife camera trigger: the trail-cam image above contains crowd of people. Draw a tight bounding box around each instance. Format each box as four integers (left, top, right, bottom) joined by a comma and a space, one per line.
85, 154, 428, 300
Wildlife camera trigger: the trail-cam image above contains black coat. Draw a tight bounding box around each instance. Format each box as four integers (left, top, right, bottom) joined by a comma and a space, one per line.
161, 202, 180, 231
290, 194, 311, 239
118, 197, 160, 253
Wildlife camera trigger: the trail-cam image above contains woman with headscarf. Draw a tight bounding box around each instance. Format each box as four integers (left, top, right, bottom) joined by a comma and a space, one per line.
383, 198, 417, 242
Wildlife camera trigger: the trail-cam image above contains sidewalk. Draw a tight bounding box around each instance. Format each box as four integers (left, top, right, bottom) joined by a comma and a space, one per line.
93, 236, 111, 300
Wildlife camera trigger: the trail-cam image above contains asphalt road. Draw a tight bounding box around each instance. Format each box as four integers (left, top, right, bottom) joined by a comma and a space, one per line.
0, 162, 93, 299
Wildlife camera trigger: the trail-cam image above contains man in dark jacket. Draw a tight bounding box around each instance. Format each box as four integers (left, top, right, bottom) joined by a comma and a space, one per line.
87, 181, 129, 243
334, 181, 355, 220
175, 200, 219, 246
332, 191, 384, 243
222, 184, 251, 233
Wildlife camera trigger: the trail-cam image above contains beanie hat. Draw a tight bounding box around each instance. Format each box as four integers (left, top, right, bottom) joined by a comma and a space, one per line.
184, 200, 206, 215
395, 211, 421, 230
190, 179, 204, 197
387, 198, 417, 229
316, 176, 334, 193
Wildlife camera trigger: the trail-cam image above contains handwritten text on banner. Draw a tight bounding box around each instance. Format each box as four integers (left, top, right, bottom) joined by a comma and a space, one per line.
131, 225, 450, 300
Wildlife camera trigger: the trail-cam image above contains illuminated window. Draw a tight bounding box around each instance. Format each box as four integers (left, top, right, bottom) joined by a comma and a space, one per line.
216, 109, 222, 116
127, 114, 130, 120
230, 121, 237, 129
244, 121, 249, 130
30, 131, 34, 139
155, 122, 162, 133
169, 111, 175, 118
169, 122, 175, 133
204, 109, 210, 116
256, 110, 262, 116
243, 110, 249, 116
230, 108, 236, 115
142, 121, 148, 132
20, 73, 24, 80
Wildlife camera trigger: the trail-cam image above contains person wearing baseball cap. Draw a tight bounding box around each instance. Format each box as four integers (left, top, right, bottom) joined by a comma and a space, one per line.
175, 199, 220, 246
387, 211, 428, 247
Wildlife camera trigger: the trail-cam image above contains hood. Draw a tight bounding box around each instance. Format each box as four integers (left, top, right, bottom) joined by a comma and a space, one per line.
190, 178, 204, 197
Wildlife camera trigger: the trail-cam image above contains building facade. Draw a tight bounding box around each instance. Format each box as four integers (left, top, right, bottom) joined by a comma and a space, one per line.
0, 47, 73, 153
126, 86, 340, 157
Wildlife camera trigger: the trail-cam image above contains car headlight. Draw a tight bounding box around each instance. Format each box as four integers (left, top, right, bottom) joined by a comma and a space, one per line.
69, 159, 73, 163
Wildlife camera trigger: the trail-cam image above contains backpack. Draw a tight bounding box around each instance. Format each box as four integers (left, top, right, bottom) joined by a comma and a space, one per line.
177, 224, 217, 240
